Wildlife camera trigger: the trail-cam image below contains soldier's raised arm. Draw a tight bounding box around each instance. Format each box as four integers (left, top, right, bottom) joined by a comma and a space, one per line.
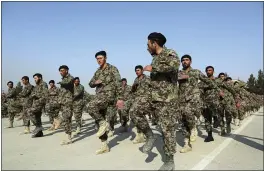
198, 70, 220, 91
89, 71, 99, 88
59, 75, 74, 86
74, 84, 84, 99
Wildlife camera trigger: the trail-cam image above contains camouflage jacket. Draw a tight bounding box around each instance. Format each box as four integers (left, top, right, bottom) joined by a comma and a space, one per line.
199, 77, 221, 105
121, 84, 132, 101
131, 74, 152, 101
73, 84, 84, 106
1, 94, 7, 109
6, 82, 23, 108
18, 83, 34, 108
89, 63, 123, 100
31, 80, 48, 108
83, 91, 94, 103
58, 73, 74, 105
47, 86, 60, 108
1, 94, 7, 103
150, 47, 180, 102
178, 67, 219, 103
215, 78, 236, 105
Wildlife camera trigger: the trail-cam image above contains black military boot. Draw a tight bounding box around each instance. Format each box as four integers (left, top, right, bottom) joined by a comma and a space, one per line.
204, 131, 214, 142
32, 127, 44, 138
158, 154, 175, 170
142, 129, 156, 154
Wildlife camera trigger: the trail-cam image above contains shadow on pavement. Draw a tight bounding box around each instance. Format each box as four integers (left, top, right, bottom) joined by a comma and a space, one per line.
72, 121, 97, 143
108, 126, 133, 149
233, 134, 264, 152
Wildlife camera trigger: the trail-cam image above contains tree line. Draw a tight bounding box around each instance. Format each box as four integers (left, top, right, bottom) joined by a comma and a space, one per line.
247, 69, 264, 95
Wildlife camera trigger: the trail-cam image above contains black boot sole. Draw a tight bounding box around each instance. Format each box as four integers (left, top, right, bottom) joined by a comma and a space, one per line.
32, 130, 43, 138
204, 137, 214, 142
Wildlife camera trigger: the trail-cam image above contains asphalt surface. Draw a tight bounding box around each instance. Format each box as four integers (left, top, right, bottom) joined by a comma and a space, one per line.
1, 107, 263, 170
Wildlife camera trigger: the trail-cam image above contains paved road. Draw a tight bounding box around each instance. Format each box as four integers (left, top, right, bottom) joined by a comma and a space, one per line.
1, 108, 263, 170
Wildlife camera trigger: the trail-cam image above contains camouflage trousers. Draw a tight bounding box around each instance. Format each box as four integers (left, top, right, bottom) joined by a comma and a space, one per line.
8, 106, 22, 123
179, 100, 201, 138
22, 106, 31, 127
28, 104, 44, 127
1, 104, 8, 117
153, 101, 177, 156
73, 103, 84, 128
219, 102, 237, 128
237, 102, 246, 120
87, 93, 114, 141
60, 104, 73, 135
202, 108, 214, 133
129, 97, 152, 134
202, 102, 220, 132
117, 100, 131, 127
45, 103, 60, 124
87, 93, 114, 122
106, 105, 117, 131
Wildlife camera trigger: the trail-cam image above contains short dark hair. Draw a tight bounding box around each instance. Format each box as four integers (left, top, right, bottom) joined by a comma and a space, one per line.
49, 80, 55, 84
205, 66, 214, 72
181, 54, 192, 62
21, 76, 29, 81
135, 65, 143, 71
225, 77, 232, 81
95, 51, 107, 58
59, 65, 69, 71
148, 32, 167, 47
74, 77, 80, 81
7, 81, 13, 85
33, 73, 42, 79
121, 78, 127, 82
218, 72, 225, 78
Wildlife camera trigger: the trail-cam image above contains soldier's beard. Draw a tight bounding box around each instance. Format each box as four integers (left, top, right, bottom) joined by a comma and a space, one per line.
207, 74, 213, 77
35, 80, 41, 85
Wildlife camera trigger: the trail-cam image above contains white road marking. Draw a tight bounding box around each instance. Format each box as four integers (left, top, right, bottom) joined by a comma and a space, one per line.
190, 109, 261, 170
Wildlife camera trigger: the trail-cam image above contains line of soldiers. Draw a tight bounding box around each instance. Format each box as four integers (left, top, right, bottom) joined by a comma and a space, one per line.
2, 32, 263, 171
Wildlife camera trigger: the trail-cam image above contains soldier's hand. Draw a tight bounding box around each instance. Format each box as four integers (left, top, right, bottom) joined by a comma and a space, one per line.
95, 80, 102, 85
143, 65, 152, 72
219, 91, 224, 97
116, 100, 124, 109
131, 84, 138, 92
178, 72, 189, 80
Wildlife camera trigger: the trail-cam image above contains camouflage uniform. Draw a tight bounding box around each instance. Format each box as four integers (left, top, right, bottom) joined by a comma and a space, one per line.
215, 78, 238, 135
58, 73, 74, 143
233, 82, 248, 124
87, 63, 122, 154
18, 83, 34, 133
29, 80, 48, 137
148, 48, 180, 158
199, 77, 221, 142
46, 86, 60, 130
178, 68, 219, 149
129, 74, 152, 144
1, 94, 8, 118
6, 82, 23, 127
83, 91, 94, 112
117, 84, 132, 128
73, 83, 85, 132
